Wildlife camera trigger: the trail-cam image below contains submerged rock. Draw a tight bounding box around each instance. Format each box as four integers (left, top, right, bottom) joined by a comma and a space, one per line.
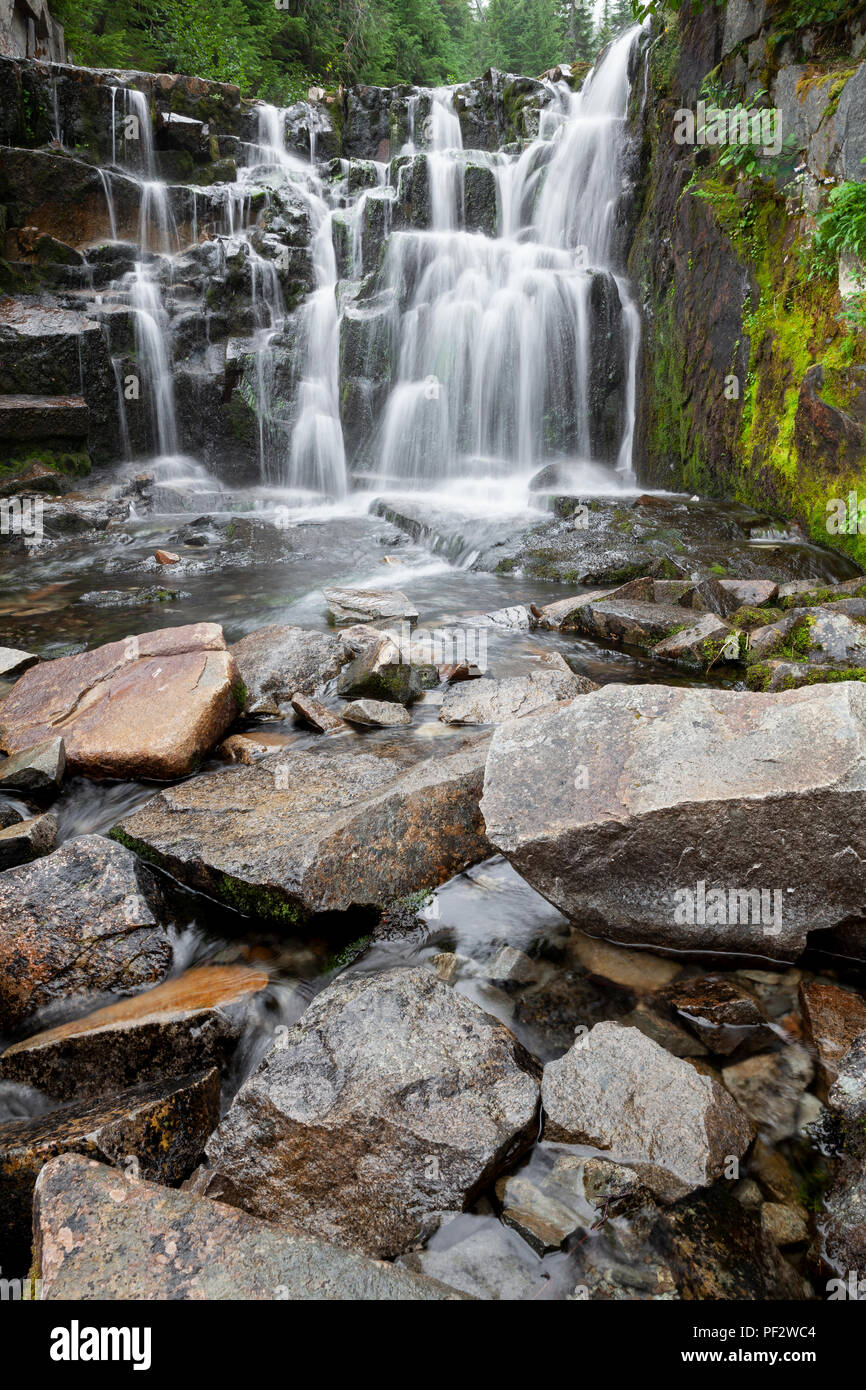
33, 1154, 466, 1300
0, 1069, 220, 1260
0, 965, 267, 1101
721, 1045, 815, 1143
541, 1022, 753, 1202
0, 623, 242, 779
481, 681, 866, 959
113, 738, 491, 926
196, 966, 541, 1258
398, 1218, 548, 1300
0, 835, 171, 1034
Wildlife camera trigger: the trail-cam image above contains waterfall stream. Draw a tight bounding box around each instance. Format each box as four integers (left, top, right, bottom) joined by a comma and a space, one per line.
87, 26, 645, 500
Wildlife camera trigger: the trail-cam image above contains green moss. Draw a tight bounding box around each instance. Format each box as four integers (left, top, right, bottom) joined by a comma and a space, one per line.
231, 678, 248, 710
322, 933, 372, 973
0, 450, 91, 480
215, 874, 305, 924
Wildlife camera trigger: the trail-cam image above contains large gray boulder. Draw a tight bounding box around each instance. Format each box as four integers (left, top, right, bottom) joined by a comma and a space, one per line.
481, 681, 866, 959
33, 1154, 467, 1300
195, 966, 541, 1258
541, 1022, 753, 1202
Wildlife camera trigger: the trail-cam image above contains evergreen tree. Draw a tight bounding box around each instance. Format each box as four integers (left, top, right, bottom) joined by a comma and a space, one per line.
558, 0, 595, 62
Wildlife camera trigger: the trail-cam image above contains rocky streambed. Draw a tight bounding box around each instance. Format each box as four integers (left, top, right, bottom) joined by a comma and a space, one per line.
1, 475, 866, 1302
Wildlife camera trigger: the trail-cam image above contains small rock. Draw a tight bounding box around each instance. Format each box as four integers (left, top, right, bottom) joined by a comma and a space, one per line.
799, 980, 866, 1099
290, 693, 345, 733
760, 1202, 808, 1248
0, 812, 56, 869
485, 946, 536, 984
828, 1031, 866, 1127
722, 1045, 814, 1142
323, 586, 419, 624
495, 1166, 585, 1254
217, 730, 296, 763
621, 1001, 708, 1058
0, 647, 38, 680
154, 549, 180, 564
535, 591, 609, 630
541, 1021, 752, 1201
0, 737, 66, 797
0, 805, 23, 830
651, 613, 737, 668
567, 931, 681, 993
342, 698, 412, 727
663, 975, 770, 1055
719, 579, 779, 607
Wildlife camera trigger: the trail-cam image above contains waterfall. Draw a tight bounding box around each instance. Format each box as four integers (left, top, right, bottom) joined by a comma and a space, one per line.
358, 25, 645, 487
86, 28, 644, 495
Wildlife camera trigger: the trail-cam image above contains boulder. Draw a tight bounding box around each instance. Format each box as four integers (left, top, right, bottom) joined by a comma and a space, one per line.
719, 579, 779, 608
535, 590, 609, 630
556, 598, 689, 648
323, 586, 419, 623
0, 1069, 219, 1261
0, 623, 242, 779
0, 811, 56, 869
828, 1032, 866, 1128
114, 738, 491, 926
0, 736, 65, 797
481, 681, 866, 959
229, 624, 348, 713
540, 1022, 753, 1202
439, 668, 596, 725
342, 698, 411, 727
0, 965, 267, 1101
0, 835, 171, 1033
33, 1154, 466, 1300
195, 967, 541, 1258
799, 980, 866, 1099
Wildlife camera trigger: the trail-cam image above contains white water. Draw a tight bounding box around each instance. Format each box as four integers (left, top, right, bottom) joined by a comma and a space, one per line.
91, 27, 645, 498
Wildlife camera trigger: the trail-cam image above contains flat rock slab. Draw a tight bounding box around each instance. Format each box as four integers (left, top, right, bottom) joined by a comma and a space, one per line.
323, 586, 419, 623
0, 811, 56, 869
0, 393, 88, 440
197, 966, 541, 1258
0, 622, 241, 778
0, 1069, 219, 1259
481, 681, 866, 958
114, 737, 491, 926
230, 624, 348, 712
568, 599, 690, 647
541, 1021, 753, 1202
439, 668, 596, 725
34, 1154, 468, 1300
0, 834, 172, 1034
0, 964, 268, 1100
0, 646, 38, 680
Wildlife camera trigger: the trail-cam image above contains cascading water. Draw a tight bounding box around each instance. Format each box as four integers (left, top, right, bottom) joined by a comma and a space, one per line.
89, 27, 645, 496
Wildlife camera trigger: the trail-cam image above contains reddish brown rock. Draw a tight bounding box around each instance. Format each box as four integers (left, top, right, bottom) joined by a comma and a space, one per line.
799, 980, 866, 1099
0, 622, 242, 778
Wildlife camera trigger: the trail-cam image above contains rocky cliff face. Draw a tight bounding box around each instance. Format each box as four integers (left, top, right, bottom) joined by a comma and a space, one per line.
629, 3, 866, 566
